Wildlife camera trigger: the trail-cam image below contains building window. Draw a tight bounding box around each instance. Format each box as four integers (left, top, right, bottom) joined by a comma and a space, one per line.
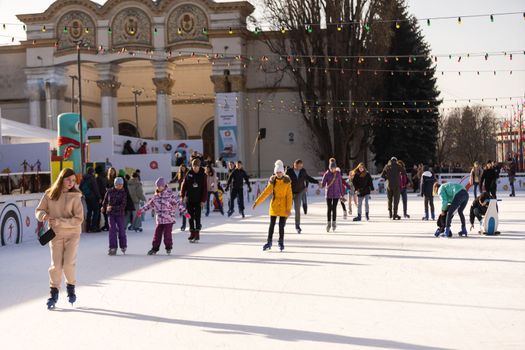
173, 121, 187, 140
119, 122, 138, 137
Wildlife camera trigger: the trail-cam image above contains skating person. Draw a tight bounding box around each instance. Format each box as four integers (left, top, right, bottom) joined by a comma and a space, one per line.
174, 164, 189, 231
181, 159, 208, 243
286, 159, 319, 233
469, 161, 483, 198
398, 160, 410, 218
253, 160, 293, 251
225, 160, 252, 218
480, 161, 500, 199
137, 177, 189, 255
506, 158, 517, 197
321, 158, 344, 232
79, 166, 100, 232
337, 168, 352, 220
351, 163, 374, 221
101, 177, 128, 255
381, 157, 407, 220
101, 167, 117, 231
419, 166, 436, 220
128, 172, 146, 232
95, 165, 108, 231
469, 192, 491, 233
35, 168, 84, 309
205, 165, 224, 216
434, 182, 469, 237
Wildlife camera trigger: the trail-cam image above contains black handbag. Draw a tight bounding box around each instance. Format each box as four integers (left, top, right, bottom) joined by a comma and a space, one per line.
38, 227, 56, 246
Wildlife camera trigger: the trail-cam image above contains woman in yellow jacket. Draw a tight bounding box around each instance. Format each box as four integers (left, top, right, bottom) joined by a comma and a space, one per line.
252, 160, 293, 252
35, 168, 84, 309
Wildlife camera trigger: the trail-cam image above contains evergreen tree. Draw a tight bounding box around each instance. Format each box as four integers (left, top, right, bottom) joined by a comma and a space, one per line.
371, 0, 441, 169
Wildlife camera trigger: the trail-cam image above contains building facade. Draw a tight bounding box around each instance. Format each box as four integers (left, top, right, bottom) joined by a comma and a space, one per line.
0, 0, 323, 177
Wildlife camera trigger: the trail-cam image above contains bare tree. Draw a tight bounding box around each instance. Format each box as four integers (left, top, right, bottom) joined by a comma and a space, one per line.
256, 0, 395, 169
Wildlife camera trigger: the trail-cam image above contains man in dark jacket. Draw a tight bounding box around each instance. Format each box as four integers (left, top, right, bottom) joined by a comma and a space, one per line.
286, 159, 319, 233
469, 192, 490, 232
95, 166, 109, 231
225, 161, 252, 218
381, 157, 407, 220
480, 161, 500, 199
419, 167, 437, 220
80, 167, 101, 232
507, 158, 517, 197
181, 159, 208, 242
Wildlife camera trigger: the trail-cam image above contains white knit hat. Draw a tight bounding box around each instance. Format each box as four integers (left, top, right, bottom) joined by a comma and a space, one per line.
274, 160, 285, 173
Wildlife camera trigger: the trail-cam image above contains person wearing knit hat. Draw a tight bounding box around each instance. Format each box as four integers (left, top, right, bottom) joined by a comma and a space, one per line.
380, 156, 408, 220
180, 158, 208, 243
137, 177, 189, 255
253, 160, 293, 252
101, 176, 128, 255
321, 158, 344, 232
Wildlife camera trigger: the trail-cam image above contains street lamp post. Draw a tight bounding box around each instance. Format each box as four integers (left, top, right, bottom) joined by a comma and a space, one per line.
257, 99, 262, 178
132, 89, 142, 137
73, 40, 85, 174
69, 75, 77, 112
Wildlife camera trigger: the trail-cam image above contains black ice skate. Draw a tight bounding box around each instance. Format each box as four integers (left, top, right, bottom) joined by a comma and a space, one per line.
46, 287, 59, 310
66, 284, 76, 306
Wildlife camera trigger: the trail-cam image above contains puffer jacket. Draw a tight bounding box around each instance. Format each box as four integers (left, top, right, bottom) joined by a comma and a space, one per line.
420, 171, 436, 197
438, 183, 466, 211
128, 177, 146, 204
206, 173, 219, 193
254, 175, 293, 217
321, 170, 344, 199
101, 188, 127, 216
140, 188, 187, 225
352, 171, 374, 197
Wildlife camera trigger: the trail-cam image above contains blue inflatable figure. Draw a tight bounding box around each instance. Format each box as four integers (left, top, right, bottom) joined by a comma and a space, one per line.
57, 113, 87, 174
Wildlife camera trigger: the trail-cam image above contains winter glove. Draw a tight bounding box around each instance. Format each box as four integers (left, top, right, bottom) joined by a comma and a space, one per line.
184, 213, 191, 219
248, 187, 252, 193
136, 209, 143, 217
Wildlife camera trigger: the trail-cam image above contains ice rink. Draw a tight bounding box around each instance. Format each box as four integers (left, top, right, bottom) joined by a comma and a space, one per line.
1, 193, 524, 350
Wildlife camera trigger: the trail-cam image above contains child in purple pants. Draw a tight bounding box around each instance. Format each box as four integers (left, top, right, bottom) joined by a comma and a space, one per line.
137, 177, 189, 255
101, 177, 128, 255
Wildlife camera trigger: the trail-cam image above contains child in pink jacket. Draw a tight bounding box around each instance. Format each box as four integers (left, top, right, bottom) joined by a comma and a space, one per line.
137, 177, 189, 255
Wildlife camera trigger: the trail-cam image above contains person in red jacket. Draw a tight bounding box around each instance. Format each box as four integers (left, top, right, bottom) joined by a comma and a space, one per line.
180, 159, 208, 243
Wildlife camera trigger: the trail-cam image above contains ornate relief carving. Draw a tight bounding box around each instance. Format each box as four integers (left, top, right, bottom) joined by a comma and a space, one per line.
111, 7, 152, 48
56, 11, 96, 51
167, 4, 208, 45
152, 76, 174, 95
96, 78, 121, 97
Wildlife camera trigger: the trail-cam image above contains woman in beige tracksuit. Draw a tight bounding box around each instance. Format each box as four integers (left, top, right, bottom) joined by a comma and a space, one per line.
36, 167, 84, 309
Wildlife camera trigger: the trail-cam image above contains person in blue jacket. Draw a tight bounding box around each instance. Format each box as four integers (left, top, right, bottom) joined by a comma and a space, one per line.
433, 182, 469, 237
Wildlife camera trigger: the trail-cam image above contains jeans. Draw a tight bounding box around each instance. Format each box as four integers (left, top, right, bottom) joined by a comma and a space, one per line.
357, 195, 370, 216
206, 191, 223, 215
509, 177, 515, 196
85, 196, 100, 231
267, 216, 287, 244
187, 201, 202, 232
130, 202, 142, 230
229, 188, 245, 214
473, 182, 479, 198
326, 198, 339, 222
108, 215, 127, 249
387, 187, 401, 216
445, 189, 469, 229
152, 223, 173, 251
400, 188, 408, 215
293, 190, 305, 228
302, 191, 308, 214
423, 195, 435, 219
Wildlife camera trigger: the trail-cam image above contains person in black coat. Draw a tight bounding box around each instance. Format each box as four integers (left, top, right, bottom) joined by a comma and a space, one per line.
122, 140, 135, 155
80, 167, 101, 232
351, 163, 374, 221
181, 159, 208, 242
507, 158, 517, 197
95, 166, 109, 231
419, 167, 437, 220
469, 192, 490, 232
285, 159, 319, 233
225, 161, 252, 218
480, 161, 500, 199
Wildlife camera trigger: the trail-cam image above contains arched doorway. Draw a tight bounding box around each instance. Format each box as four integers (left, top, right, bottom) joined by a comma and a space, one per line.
173, 121, 187, 140
119, 122, 138, 137
202, 120, 214, 160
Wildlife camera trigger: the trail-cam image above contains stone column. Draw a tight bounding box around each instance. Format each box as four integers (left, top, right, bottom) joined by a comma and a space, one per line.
96, 63, 121, 133
27, 82, 44, 127
44, 82, 66, 130
152, 61, 175, 140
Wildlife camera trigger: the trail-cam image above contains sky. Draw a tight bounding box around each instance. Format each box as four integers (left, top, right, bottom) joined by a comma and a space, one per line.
0, 0, 524, 120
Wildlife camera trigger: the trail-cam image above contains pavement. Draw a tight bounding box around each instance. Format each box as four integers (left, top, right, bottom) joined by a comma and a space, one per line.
0, 192, 524, 350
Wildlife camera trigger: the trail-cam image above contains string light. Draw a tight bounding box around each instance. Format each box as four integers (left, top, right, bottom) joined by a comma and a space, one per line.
202, 27, 208, 35
490, 14, 494, 22
457, 17, 462, 24
395, 21, 400, 29
41, 25, 46, 32
229, 27, 233, 35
